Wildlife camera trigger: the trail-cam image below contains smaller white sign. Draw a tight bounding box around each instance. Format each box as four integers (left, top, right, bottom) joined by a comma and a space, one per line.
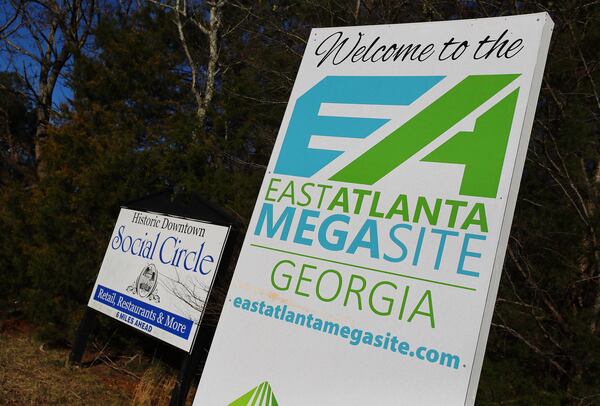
88, 208, 230, 352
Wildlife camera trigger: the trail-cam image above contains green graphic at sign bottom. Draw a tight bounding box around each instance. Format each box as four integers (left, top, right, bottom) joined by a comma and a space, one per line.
228, 381, 279, 406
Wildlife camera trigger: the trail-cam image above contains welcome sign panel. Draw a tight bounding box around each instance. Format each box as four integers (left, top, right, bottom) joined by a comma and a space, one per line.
196, 14, 553, 405
88, 208, 230, 352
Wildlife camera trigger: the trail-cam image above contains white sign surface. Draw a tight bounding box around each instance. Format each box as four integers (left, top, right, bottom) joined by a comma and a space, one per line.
196, 13, 553, 405
88, 208, 230, 352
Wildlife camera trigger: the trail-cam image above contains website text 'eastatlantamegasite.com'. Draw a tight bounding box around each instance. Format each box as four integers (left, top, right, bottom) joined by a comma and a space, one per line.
232, 296, 462, 370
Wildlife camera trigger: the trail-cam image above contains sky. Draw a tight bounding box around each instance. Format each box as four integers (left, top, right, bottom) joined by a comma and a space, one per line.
1, 1, 79, 109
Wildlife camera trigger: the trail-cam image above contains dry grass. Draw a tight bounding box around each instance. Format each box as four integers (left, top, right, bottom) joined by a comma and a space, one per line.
0, 331, 136, 405
0, 329, 198, 406
131, 363, 178, 406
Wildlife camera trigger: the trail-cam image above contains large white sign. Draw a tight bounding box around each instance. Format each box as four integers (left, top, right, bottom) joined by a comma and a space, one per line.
196, 13, 553, 405
88, 208, 230, 352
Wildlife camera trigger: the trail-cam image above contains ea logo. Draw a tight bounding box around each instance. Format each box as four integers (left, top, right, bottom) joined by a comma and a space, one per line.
274, 74, 520, 198
135, 264, 158, 299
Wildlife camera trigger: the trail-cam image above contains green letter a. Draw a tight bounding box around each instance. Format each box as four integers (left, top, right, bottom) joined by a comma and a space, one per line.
422, 89, 519, 198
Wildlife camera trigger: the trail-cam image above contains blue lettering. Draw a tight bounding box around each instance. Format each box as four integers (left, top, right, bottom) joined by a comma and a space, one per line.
159, 236, 178, 265
183, 251, 196, 271
254, 203, 295, 240
431, 228, 459, 270
293, 209, 320, 246
384, 223, 412, 262
348, 219, 380, 259
111, 225, 125, 250
457, 233, 486, 277
233, 297, 242, 308
131, 237, 142, 256
318, 214, 350, 251
199, 255, 214, 275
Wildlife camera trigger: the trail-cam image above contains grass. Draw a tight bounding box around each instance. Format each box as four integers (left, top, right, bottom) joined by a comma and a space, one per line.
131, 363, 178, 405
0, 330, 136, 405
0, 318, 201, 406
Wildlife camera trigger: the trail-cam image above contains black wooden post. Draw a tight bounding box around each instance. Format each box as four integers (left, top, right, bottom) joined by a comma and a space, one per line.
168, 227, 239, 405
169, 343, 204, 406
69, 307, 97, 364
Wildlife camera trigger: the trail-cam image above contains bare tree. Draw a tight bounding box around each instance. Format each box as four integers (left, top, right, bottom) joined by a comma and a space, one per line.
148, 0, 224, 136
489, 3, 600, 397
0, 2, 21, 39
1, 0, 95, 178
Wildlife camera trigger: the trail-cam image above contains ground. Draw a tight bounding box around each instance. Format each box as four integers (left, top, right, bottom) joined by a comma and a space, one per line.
0, 320, 195, 405
0, 326, 136, 405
